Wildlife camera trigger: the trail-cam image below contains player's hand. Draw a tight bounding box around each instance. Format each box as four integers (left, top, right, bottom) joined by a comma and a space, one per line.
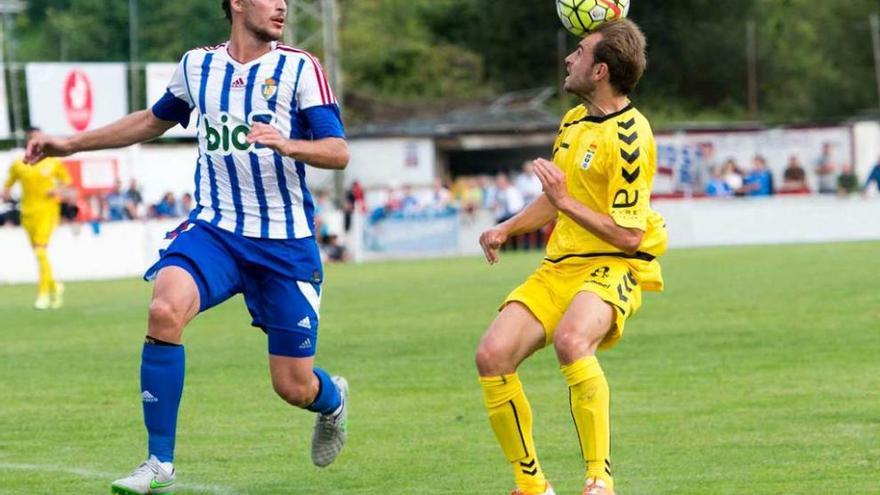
1, 190, 11, 202
533, 158, 571, 210
247, 123, 290, 155
25, 131, 74, 164
479, 227, 508, 265
47, 188, 66, 200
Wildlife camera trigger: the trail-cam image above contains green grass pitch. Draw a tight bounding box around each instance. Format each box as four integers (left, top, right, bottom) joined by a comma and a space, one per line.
1, 242, 878, 494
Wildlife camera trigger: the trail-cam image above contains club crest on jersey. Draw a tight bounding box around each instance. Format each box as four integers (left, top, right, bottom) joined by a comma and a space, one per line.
261, 78, 278, 100
581, 143, 599, 170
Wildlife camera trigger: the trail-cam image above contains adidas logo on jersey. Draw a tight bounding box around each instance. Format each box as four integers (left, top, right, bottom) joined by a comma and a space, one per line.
299, 338, 313, 349
231, 76, 246, 90
297, 317, 312, 329
142, 390, 158, 403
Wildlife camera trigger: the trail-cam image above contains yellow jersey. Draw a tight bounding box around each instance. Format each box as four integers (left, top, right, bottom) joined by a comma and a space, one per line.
545, 103, 667, 291
4, 157, 72, 217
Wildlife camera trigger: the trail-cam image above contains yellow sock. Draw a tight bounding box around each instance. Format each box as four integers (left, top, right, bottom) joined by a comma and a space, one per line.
561, 356, 613, 489
480, 374, 548, 494
34, 247, 55, 295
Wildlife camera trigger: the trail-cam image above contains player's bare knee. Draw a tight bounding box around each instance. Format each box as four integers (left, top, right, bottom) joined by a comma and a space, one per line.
148, 298, 185, 335
553, 323, 599, 361
475, 338, 514, 376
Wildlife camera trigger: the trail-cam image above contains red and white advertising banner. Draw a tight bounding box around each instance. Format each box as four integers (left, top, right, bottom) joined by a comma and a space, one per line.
146, 63, 198, 138
0, 65, 10, 138
25, 63, 128, 136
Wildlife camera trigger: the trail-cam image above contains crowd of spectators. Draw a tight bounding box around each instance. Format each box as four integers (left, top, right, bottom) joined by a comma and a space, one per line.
349, 162, 552, 251
696, 142, 879, 198
6, 151, 880, 261
74, 181, 193, 224
0, 178, 195, 228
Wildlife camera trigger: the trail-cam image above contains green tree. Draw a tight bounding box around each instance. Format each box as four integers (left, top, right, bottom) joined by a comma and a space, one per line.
340, 0, 485, 100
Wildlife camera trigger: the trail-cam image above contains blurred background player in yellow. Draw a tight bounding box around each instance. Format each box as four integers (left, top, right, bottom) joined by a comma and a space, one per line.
2, 127, 72, 310
476, 20, 666, 495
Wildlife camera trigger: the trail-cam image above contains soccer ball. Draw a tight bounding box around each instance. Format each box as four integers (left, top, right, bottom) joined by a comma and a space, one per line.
556, 0, 631, 37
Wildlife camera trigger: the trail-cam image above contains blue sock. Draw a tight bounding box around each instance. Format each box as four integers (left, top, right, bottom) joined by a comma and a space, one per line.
306, 367, 341, 414
141, 342, 185, 463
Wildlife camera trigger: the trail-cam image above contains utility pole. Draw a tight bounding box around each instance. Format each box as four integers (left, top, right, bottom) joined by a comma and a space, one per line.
286, 0, 345, 204
129, 0, 139, 112
871, 12, 880, 110
0, 0, 27, 145
746, 19, 758, 120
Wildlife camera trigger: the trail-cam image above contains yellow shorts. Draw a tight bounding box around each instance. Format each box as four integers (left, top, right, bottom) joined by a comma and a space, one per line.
502, 257, 643, 350
22, 212, 60, 246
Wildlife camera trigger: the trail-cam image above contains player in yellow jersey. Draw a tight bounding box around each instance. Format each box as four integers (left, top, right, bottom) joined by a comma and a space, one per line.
475, 20, 666, 495
2, 127, 72, 310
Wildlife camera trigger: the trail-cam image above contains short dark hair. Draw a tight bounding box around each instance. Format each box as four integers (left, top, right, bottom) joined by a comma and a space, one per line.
593, 19, 647, 96
222, 0, 231, 22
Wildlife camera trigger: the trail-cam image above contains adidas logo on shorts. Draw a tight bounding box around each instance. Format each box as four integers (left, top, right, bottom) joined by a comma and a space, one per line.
299, 338, 313, 349
297, 316, 311, 329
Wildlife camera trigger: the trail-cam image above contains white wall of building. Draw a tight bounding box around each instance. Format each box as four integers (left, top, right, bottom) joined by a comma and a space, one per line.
653, 196, 880, 248
853, 120, 880, 179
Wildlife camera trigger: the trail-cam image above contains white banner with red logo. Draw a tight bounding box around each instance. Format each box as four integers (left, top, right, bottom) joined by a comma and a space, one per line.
25, 63, 128, 136
146, 63, 198, 138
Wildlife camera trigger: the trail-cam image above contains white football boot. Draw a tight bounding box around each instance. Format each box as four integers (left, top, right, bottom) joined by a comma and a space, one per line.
311, 376, 349, 467
110, 455, 176, 494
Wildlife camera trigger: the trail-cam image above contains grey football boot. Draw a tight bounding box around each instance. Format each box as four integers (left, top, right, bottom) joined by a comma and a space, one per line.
310, 376, 349, 467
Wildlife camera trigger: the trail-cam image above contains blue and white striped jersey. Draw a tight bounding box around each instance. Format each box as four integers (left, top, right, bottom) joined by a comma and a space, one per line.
152, 42, 344, 239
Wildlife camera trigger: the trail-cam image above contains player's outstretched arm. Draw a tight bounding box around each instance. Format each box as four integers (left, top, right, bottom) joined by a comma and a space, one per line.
534, 157, 643, 254
479, 194, 557, 264
246, 123, 349, 170
25, 110, 177, 164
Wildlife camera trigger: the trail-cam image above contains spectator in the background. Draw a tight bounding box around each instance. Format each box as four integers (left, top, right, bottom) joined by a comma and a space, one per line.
313, 190, 334, 242
721, 159, 744, 195
427, 179, 452, 213
493, 173, 524, 224
400, 184, 420, 215
453, 176, 481, 216
0, 195, 19, 226
780, 155, 809, 193
343, 180, 365, 232
836, 165, 859, 196
814, 142, 838, 194
125, 179, 144, 218
705, 167, 733, 197
153, 192, 179, 218
180, 193, 194, 215
321, 234, 349, 263
743, 155, 773, 196
693, 142, 720, 192
105, 181, 129, 221
514, 161, 543, 205
478, 175, 497, 210
383, 184, 402, 213
863, 158, 880, 195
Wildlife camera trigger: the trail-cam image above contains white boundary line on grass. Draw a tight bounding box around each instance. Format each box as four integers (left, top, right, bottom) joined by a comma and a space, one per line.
0, 462, 236, 494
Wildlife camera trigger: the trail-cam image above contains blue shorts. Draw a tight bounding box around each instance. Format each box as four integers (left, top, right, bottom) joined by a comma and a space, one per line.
144, 220, 324, 358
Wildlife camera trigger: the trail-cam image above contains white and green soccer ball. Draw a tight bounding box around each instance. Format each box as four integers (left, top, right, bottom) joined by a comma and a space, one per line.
556, 0, 631, 37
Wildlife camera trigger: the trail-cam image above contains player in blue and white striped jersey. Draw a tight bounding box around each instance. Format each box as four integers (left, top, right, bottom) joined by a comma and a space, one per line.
25, 1, 350, 493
